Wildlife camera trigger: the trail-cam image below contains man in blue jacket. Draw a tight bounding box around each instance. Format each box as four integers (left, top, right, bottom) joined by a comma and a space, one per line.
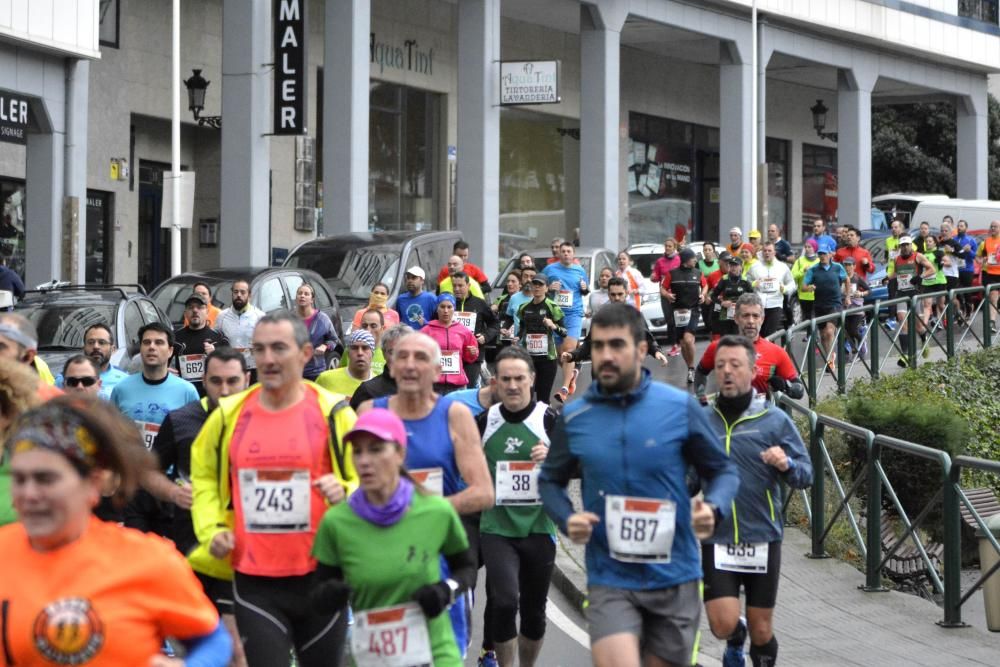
702, 335, 813, 667
539, 303, 740, 667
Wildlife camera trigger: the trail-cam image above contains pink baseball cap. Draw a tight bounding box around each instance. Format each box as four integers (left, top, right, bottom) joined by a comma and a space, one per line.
345, 408, 407, 449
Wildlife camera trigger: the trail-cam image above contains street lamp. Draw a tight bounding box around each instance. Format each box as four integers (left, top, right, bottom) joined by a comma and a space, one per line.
183, 69, 221, 129
810, 99, 837, 142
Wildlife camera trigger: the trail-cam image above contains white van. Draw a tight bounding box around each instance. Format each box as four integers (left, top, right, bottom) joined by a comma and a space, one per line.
911, 198, 1000, 231
872, 193, 949, 228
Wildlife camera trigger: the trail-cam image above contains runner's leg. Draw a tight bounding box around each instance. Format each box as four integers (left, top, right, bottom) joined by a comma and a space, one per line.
482, 533, 520, 666
233, 573, 296, 667
515, 534, 555, 666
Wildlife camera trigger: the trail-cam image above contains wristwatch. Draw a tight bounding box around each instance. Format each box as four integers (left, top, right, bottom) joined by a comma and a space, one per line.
445, 578, 460, 606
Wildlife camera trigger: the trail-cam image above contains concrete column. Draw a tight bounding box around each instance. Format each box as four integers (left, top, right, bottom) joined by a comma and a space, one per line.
65, 59, 89, 284
221, 0, 271, 267
579, 1, 626, 251
719, 41, 753, 243
957, 84, 988, 200
324, 0, 370, 233
837, 66, 876, 231
456, 0, 500, 277
25, 131, 63, 286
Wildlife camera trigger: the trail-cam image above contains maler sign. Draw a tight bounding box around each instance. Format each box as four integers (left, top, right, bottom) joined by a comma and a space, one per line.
0, 92, 30, 145
273, 0, 306, 135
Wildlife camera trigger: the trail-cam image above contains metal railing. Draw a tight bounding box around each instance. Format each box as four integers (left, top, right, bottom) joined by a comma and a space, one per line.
768, 283, 1000, 405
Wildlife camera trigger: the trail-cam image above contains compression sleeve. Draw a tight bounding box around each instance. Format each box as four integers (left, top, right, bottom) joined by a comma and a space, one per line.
179, 620, 233, 667
539, 416, 578, 535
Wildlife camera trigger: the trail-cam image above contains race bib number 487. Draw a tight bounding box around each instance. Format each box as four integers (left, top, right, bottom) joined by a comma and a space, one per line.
351, 603, 431, 667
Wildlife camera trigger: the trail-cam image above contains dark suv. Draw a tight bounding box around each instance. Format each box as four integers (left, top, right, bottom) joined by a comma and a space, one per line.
14, 284, 172, 372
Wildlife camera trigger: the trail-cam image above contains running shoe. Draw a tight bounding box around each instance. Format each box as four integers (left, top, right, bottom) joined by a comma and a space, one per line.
668, 344, 681, 357
897, 357, 909, 369
478, 650, 499, 667
566, 368, 580, 395
886, 319, 897, 331
687, 367, 695, 384
722, 616, 747, 667
554, 387, 569, 403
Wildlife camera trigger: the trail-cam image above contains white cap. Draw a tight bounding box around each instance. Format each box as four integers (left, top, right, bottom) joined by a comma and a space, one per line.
405, 266, 425, 279
729, 227, 743, 236
898, 236, 913, 245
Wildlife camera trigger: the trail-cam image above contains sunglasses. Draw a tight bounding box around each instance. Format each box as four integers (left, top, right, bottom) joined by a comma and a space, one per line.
65, 376, 98, 388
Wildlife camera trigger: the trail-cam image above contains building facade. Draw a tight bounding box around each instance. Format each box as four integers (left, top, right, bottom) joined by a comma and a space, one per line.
1, 0, 998, 287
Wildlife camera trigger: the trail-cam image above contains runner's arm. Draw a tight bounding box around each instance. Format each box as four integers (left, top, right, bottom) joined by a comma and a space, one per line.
682, 398, 740, 519
447, 402, 494, 514
781, 265, 797, 295
190, 409, 229, 545
481, 302, 500, 345
331, 403, 360, 495
178, 621, 233, 667
777, 413, 814, 489
539, 416, 578, 534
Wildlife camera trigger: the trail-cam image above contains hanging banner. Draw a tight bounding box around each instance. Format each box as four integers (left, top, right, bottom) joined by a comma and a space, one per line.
273, 0, 307, 135
500, 61, 560, 105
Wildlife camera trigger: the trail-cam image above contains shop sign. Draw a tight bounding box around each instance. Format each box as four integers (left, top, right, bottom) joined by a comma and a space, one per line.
370, 32, 435, 77
273, 0, 307, 135
0, 93, 30, 145
500, 61, 559, 105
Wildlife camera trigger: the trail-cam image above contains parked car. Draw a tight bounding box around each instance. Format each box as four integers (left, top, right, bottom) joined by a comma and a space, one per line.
14, 284, 172, 372
283, 231, 463, 330
492, 246, 617, 339
150, 267, 344, 342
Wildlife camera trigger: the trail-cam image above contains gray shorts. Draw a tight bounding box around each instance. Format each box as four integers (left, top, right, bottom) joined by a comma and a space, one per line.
587, 580, 701, 665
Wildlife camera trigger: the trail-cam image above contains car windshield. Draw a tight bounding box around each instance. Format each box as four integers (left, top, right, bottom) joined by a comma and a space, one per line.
153, 278, 234, 323
285, 246, 399, 301
16, 302, 117, 349
629, 252, 660, 277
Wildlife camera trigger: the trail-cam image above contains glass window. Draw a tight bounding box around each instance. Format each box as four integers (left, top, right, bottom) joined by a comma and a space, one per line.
368, 82, 441, 231
285, 245, 399, 303
123, 302, 144, 353
86, 191, 113, 283
0, 179, 26, 280
99, 0, 120, 48
765, 139, 790, 239
257, 278, 286, 312
802, 143, 838, 240
137, 299, 162, 325
285, 274, 304, 300
959, 0, 998, 24
16, 303, 117, 350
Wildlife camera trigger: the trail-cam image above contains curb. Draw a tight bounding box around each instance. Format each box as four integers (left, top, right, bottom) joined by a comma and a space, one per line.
551, 534, 587, 612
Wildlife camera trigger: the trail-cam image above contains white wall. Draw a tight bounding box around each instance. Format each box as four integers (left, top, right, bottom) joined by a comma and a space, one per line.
0, 0, 99, 59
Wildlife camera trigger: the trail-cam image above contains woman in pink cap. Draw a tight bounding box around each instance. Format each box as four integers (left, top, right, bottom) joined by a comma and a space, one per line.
311, 408, 476, 667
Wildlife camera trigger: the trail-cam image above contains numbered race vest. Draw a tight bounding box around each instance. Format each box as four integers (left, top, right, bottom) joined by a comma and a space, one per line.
479, 403, 555, 538
668, 267, 703, 309
893, 254, 919, 292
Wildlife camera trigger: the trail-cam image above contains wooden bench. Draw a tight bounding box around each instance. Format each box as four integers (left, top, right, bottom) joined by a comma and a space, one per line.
959, 487, 1000, 532
879, 509, 943, 599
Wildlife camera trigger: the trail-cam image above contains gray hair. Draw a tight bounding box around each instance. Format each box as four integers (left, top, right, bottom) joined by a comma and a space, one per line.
255, 310, 310, 348
735, 292, 764, 313
0, 313, 39, 351
392, 331, 441, 367
381, 324, 414, 354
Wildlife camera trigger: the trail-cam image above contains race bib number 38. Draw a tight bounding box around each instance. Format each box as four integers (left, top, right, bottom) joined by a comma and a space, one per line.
605, 495, 676, 563
351, 603, 431, 667
714, 542, 769, 574
239, 468, 311, 533
495, 461, 540, 506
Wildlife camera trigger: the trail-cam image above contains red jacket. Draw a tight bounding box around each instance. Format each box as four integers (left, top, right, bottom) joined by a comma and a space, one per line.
437, 262, 489, 285
421, 319, 479, 387
833, 246, 874, 277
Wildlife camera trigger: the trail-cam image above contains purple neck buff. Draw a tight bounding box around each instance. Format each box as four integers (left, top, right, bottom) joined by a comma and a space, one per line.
348, 476, 414, 527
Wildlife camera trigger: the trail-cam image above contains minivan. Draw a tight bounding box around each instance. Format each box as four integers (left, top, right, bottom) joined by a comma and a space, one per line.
283, 231, 463, 329
911, 198, 1000, 230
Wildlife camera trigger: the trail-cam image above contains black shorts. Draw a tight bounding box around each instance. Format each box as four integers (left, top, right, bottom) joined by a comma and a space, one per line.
669, 305, 701, 335
702, 541, 782, 609
946, 276, 960, 290
813, 305, 841, 319
983, 272, 1000, 287
195, 571, 234, 615
959, 272, 975, 288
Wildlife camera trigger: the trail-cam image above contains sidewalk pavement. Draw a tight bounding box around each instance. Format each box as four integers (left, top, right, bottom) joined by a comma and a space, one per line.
551, 484, 1000, 666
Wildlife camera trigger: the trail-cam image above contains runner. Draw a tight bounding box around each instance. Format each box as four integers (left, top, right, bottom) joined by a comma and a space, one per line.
439, 256, 487, 299
590, 267, 614, 313
542, 241, 589, 398
651, 238, 683, 357
517, 275, 567, 402
192, 281, 222, 327
357, 331, 494, 657
349, 324, 414, 410
175, 293, 229, 394
842, 258, 870, 359
661, 248, 709, 384
0, 313, 61, 398
725, 227, 744, 257
695, 294, 804, 403
452, 271, 499, 388
890, 236, 936, 367
977, 220, 1000, 333
340, 308, 387, 375
54, 322, 128, 399
802, 247, 849, 373
295, 282, 341, 381
397, 266, 439, 330
884, 218, 904, 279
0, 358, 41, 527
477, 346, 558, 667
539, 303, 740, 667
746, 242, 796, 338
616, 250, 645, 309
702, 336, 813, 667
422, 293, 479, 394
190, 311, 358, 667
350, 282, 401, 330
311, 408, 477, 667
59, 354, 104, 397
493, 269, 523, 352
444, 383, 498, 419
216, 279, 266, 379
504, 266, 535, 340
143, 347, 251, 667
318, 329, 376, 398
953, 219, 979, 319
790, 241, 820, 326
711, 256, 754, 338
436, 239, 493, 294
1, 398, 232, 666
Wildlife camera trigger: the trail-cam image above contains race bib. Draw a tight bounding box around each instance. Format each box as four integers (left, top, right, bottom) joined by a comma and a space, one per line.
439, 351, 461, 375
525, 333, 548, 355
989, 253, 999, 266
758, 277, 778, 294
454, 311, 477, 331
179, 354, 205, 381
495, 461, 540, 506
239, 468, 311, 533
236, 347, 257, 370
889, 249, 900, 261
605, 495, 676, 563
714, 542, 769, 574
136, 421, 159, 450
555, 290, 573, 308
897, 274, 914, 291
351, 603, 432, 667
673, 309, 691, 327
410, 468, 444, 496
726, 305, 736, 320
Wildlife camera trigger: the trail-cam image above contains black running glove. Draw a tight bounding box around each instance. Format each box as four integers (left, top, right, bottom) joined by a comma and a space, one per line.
412, 581, 452, 618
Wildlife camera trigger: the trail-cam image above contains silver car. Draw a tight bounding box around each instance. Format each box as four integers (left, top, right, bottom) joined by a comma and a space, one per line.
626, 242, 707, 339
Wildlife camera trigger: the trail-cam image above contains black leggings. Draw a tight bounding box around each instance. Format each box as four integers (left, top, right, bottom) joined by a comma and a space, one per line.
531, 356, 558, 402
233, 572, 347, 667
481, 532, 556, 643
661, 297, 677, 345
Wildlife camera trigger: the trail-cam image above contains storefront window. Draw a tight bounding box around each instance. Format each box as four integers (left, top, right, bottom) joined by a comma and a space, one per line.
0, 179, 26, 279
802, 143, 838, 239
627, 112, 718, 246
369, 82, 440, 231
86, 191, 113, 283
499, 109, 569, 258
765, 138, 790, 237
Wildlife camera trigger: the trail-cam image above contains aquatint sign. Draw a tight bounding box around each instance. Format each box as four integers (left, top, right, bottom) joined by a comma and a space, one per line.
273, 0, 306, 135
0, 93, 30, 145
500, 61, 559, 106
